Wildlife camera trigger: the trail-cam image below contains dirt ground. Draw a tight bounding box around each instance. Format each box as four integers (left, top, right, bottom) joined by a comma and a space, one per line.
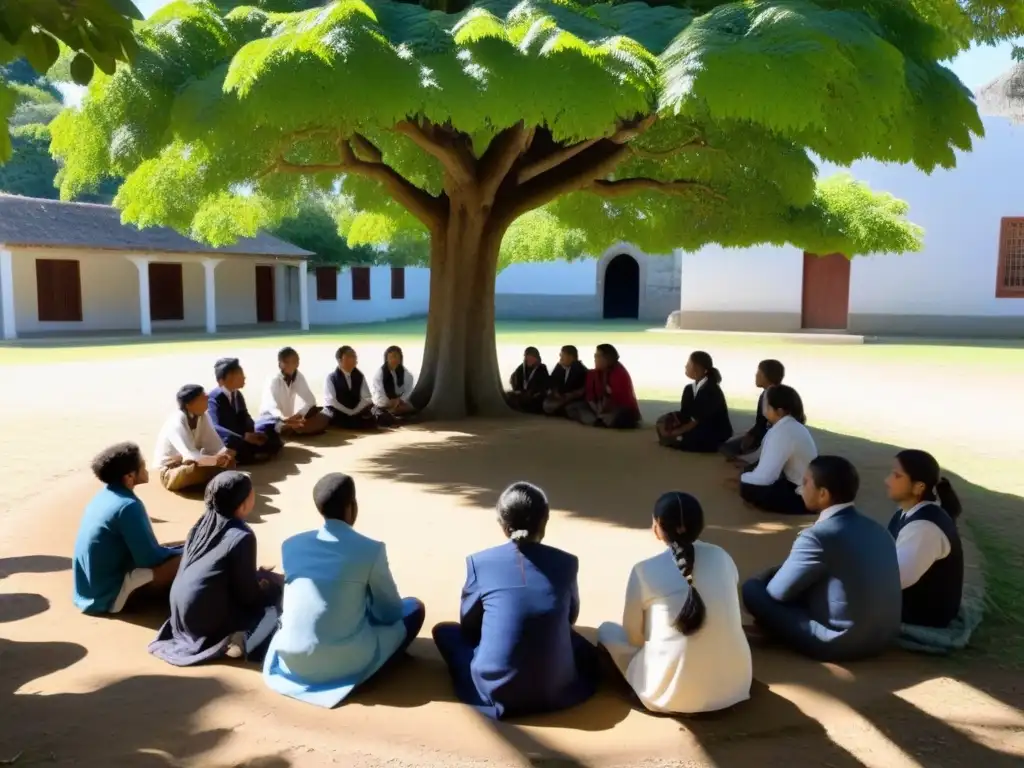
1, 340, 1023, 767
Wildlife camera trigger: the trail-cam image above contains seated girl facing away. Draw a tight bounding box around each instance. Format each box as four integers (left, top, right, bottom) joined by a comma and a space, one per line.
565, 344, 641, 429
885, 450, 964, 629
149, 471, 282, 666
738, 385, 818, 515
656, 351, 733, 453
432, 482, 599, 720
597, 492, 751, 715
263, 473, 424, 708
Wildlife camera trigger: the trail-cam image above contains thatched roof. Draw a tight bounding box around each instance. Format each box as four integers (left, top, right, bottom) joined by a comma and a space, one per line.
974, 62, 1024, 123
0, 195, 312, 258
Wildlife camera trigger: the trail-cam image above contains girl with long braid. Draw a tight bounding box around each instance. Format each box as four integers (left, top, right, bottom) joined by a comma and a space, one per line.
598, 492, 752, 714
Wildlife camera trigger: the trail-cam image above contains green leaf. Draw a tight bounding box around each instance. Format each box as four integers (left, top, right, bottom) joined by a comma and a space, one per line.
70, 53, 95, 86
18, 30, 60, 74
106, 0, 146, 22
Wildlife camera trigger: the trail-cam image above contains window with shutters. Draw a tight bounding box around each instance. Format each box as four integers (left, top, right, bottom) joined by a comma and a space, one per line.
996, 217, 1024, 297
148, 262, 185, 321
35, 259, 83, 322
351, 266, 371, 300
315, 266, 337, 301
391, 266, 405, 300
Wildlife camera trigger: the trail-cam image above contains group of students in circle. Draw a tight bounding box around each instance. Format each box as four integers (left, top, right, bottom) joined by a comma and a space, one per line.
68, 342, 965, 718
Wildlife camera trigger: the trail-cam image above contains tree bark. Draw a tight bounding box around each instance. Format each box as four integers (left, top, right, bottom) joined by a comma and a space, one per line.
410, 198, 512, 419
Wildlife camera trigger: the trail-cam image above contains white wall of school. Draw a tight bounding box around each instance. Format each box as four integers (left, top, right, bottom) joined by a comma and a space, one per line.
308, 265, 430, 325
496, 259, 597, 295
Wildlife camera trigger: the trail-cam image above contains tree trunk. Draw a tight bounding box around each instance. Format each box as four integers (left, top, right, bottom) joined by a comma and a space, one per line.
410, 197, 512, 419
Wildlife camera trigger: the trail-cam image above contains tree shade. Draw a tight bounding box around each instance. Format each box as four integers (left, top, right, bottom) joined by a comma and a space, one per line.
52, 0, 985, 418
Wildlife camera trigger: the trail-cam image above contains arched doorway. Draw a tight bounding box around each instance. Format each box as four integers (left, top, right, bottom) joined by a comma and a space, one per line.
602, 254, 640, 319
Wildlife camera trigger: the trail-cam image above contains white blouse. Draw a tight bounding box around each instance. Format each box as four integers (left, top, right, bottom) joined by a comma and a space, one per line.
260, 370, 318, 420
895, 502, 953, 589
740, 415, 818, 487
370, 366, 415, 408
597, 543, 752, 714
152, 410, 225, 468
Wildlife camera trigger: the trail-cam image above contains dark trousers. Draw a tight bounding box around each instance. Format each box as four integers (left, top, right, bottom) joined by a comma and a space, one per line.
230, 420, 284, 465
506, 392, 544, 414
742, 574, 845, 661
664, 428, 727, 453
740, 476, 809, 515
324, 406, 378, 430
565, 401, 639, 429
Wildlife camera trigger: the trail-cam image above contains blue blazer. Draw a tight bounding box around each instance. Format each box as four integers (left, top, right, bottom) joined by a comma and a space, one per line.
461, 541, 592, 718
767, 505, 902, 659
207, 386, 256, 452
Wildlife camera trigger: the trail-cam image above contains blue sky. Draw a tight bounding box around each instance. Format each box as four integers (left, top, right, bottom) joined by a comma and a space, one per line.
134, 0, 1016, 88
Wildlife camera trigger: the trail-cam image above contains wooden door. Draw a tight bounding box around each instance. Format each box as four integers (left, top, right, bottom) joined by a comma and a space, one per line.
149, 263, 184, 321
801, 252, 850, 330
255, 265, 275, 322
35, 259, 82, 322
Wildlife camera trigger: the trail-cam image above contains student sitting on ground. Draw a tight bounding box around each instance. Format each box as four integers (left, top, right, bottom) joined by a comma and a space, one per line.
370, 345, 418, 426
885, 449, 964, 629
542, 345, 588, 417
565, 344, 641, 429
738, 385, 818, 515
323, 345, 377, 430
263, 472, 424, 708
742, 456, 902, 662
598, 491, 751, 715
154, 385, 235, 492
259, 346, 330, 437
73, 442, 183, 615
432, 482, 599, 720
506, 346, 550, 413
150, 471, 283, 666
721, 359, 785, 463
209, 357, 283, 464
655, 351, 733, 452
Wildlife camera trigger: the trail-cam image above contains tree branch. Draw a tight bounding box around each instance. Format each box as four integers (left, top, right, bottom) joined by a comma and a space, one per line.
478, 122, 533, 203
588, 177, 726, 201
350, 132, 383, 164
395, 118, 475, 186
516, 137, 599, 185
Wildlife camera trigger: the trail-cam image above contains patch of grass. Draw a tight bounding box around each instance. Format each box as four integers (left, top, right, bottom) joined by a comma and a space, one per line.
964, 516, 1024, 667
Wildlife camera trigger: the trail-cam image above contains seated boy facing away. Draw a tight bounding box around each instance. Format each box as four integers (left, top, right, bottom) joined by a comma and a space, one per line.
154, 384, 236, 492
323, 345, 378, 430
74, 442, 183, 615
543, 345, 588, 417
209, 357, 284, 464
721, 359, 785, 464
741, 456, 902, 662
259, 346, 330, 437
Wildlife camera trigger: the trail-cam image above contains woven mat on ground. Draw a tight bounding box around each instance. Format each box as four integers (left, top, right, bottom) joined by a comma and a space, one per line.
897, 585, 984, 655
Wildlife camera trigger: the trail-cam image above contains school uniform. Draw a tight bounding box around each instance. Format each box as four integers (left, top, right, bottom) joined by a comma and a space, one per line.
432, 541, 599, 720
721, 390, 770, 460
153, 410, 228, 492
208, 386, 283, 464
889, 503, 963, 628
543, 361, 589, 416
259, 371, 327, 435
370, 364, 416, 425
660, 378, 734, 453
566, 364, 641, 428
323, 367, 377, 429
739, 415, 817, 514
506, 363, 550, 413
742, 503, 902, 661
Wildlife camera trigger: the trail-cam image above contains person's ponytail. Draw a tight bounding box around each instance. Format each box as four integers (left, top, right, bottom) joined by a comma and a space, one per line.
935, 477, 963, 520
707, 366, 722, 386
668, 537, 706, 635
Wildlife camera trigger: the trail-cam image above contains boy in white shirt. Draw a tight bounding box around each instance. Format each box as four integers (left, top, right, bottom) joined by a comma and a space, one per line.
259, 347, 330, 436
154, 385, 235, 492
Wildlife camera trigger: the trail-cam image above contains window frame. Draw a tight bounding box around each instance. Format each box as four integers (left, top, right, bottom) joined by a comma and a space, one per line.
996, 216, 1024, 298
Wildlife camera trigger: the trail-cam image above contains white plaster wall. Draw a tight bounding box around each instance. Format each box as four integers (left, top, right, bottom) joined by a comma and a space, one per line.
496, 259, 597, 295
308, 265, 429, 325
214, 258, 259, 326
679, 244, 804, 313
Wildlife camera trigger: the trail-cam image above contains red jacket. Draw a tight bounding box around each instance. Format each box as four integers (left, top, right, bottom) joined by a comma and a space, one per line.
585, 364, 640, 417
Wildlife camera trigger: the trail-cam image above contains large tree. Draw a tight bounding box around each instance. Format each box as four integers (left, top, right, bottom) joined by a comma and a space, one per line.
53, 0, 984, 418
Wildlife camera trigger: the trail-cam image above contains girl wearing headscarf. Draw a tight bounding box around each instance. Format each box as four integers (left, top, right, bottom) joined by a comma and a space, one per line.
149, 471, 281, 666
506, 347, 550, 413
597, 492, 751, 714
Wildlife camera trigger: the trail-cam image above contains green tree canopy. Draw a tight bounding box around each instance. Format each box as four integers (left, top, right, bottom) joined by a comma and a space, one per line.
52, 0, 984, 417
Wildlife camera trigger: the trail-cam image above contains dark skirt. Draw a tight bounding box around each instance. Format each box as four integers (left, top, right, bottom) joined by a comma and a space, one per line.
740, 476, 810, 515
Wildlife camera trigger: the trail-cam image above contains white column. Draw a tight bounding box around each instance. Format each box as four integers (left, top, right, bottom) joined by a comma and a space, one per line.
203, 258, 222, 334
274, 263, 287, 323
127, 255, 153, 336
298, 260, 310, 331
0, 247, 16, 340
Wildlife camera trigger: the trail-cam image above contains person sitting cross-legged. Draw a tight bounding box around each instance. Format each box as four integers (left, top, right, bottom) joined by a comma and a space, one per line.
506, 346, 550, 414
323, 345, 378, 430
370, 345, 418, 426
154, 385, 236, 493
655, 351, 733, 453
741, 456, 902, 662
209, 357, 283, 464
432, 482, 599, 720
263, 473, 424, 708
542, 345, 589, 417
565, 344, 641, 429
73, 442, 183, 615
721, 358, 785, 464
259, 346, 330, 438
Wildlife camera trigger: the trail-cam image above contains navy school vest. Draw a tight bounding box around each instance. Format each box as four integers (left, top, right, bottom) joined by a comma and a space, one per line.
888, 503, 963, 628
329, 368, 365, 410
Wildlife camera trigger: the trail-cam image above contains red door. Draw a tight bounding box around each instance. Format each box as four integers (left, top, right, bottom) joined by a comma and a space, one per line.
801, 252, 850, 330
255, 265, 275, 323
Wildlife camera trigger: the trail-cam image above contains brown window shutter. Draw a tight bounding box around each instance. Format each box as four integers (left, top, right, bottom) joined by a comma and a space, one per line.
36, 259, 82, 322
148, 262, 185, 321
351, 266, 370, 300
996, 217, 1024, 298
316, 266, 337, 301
390, 266, 405, 299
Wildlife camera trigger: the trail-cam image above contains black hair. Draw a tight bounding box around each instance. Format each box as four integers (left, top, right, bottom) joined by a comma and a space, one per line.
653, 492, 706, 636
689, 350, 722, 385
524, 346, 541, 360
497, 481, 550, 545
560, 345, 579, 360
335, 345, 354, 361
176, 384, 205, 410
765, 384, 806, 424
91, 442, 144, 486
214, 357, 241, 382
278, 346, 298, 363
383, 345, 405, 386
895, 449, 962, 520
807, 455, 860, 505
758, 359, 785, 385
596, 343, 619, 364
312, 472, 356, 522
